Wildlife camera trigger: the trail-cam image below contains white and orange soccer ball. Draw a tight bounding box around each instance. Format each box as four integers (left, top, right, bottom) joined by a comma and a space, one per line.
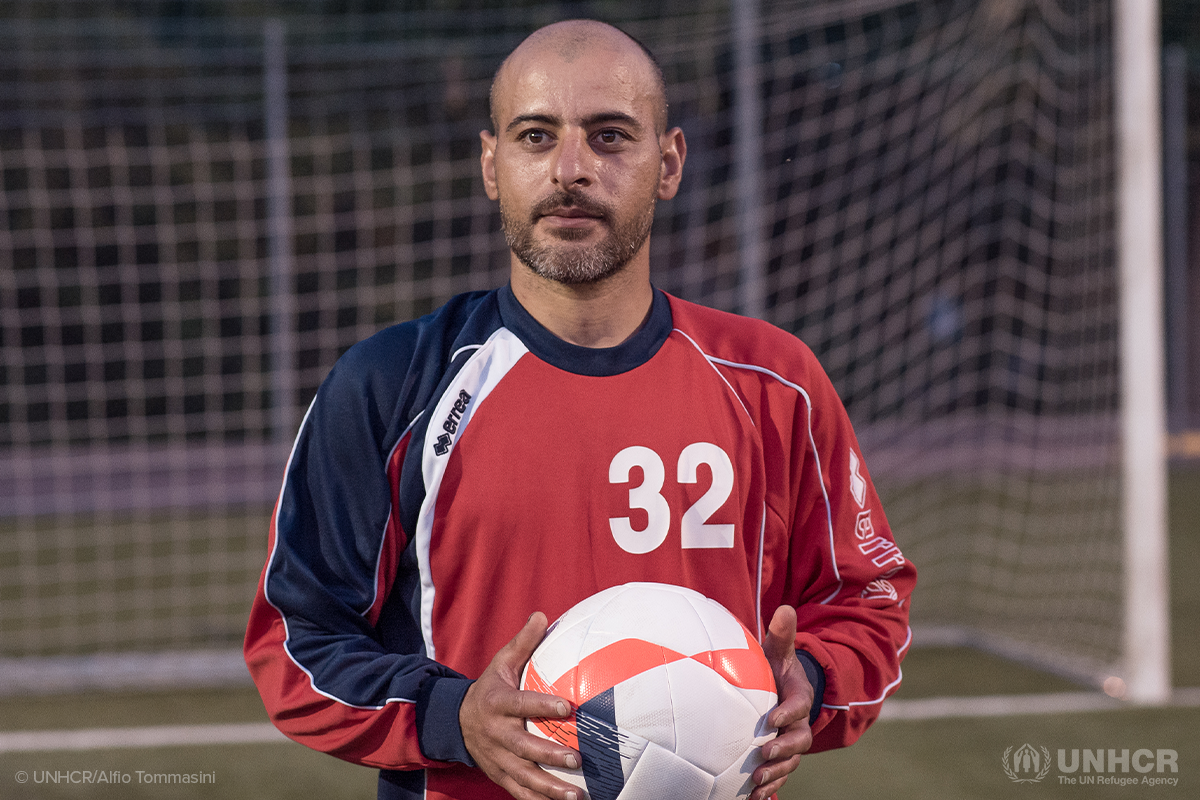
521, 582, 779, 800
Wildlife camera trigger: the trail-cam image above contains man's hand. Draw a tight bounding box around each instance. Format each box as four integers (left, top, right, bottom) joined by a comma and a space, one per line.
460, 612, 582, 800
751, 605, 815, 800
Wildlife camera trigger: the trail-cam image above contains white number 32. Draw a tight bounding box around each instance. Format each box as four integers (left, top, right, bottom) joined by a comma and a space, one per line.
608, 443, 736, 554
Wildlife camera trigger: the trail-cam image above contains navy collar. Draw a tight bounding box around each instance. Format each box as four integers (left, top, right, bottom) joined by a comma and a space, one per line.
497, 284, 673, 377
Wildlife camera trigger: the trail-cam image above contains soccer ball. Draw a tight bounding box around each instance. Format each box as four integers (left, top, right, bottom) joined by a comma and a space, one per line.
521, 582, 778, 800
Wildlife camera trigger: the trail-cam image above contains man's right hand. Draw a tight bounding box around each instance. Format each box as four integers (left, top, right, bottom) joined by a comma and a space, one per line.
460, 611, 582, 800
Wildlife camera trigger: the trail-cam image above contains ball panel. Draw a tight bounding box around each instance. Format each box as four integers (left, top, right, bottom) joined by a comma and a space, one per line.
664, 658, 769, 775
695, 625, 778, 695
531, 612, 600, 686
708, 742, 768, 800
522, 660, 580, 749
577, 688, 625, 800
610, 663, 676, 754
684, 591, 763, 652
732, 686, 779, 720
526, 708, 590, 797
574, 639, 673, 706
618, 740, 716, 800
582, 585, 713, 661
534, 759, 589, 798
525, 674, 655, 800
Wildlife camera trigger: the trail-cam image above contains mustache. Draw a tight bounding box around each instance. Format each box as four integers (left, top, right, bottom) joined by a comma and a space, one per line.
531, 191, 612, 221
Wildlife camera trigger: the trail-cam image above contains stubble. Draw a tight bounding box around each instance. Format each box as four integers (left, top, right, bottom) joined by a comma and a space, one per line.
500, 188, 657, 285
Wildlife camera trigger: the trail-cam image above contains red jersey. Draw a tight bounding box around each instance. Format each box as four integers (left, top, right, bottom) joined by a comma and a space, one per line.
245, 285, 914, 800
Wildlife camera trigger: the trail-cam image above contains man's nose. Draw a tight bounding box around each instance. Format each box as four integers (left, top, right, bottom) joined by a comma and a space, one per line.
551, 129, 594, 188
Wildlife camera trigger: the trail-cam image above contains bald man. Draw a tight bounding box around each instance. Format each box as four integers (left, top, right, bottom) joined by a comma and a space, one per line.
245, 19, 914, 800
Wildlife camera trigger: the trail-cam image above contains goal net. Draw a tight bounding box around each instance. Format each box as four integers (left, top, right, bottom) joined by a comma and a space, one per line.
0, 0, 1134, 692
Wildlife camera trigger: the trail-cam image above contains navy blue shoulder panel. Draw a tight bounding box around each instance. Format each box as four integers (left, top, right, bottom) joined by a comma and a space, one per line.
336, 289, 500, 452
266, 289, 503, 707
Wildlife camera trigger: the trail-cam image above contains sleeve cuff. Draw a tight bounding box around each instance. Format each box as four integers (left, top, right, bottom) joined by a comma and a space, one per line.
795, 649, 826, 725
415, 675, 476, 765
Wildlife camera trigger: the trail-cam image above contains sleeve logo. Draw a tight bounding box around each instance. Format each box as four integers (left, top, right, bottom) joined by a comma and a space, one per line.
849, 448, 866, 508
855, 510, 875, 540
857, 532, 905, 569
860, 579, 898, 601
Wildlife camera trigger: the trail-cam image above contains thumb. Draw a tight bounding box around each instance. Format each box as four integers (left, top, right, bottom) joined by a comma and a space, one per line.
496, 611, 550, 676
762, 605, 798, 668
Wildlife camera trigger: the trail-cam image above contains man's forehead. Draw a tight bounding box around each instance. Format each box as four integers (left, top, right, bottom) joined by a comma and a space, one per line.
492, 21, 666, 131
500, 56, 652, 124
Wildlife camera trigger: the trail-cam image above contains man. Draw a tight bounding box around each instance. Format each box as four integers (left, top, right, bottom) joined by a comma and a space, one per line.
245, 19, 914, 800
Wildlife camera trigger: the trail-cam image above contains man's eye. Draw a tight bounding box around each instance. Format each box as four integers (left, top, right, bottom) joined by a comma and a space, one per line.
597, 131, 623, 145
522, 131, 547, 144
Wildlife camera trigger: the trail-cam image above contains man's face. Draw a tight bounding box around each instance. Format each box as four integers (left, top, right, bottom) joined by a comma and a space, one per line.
481, 36, 682, 285
499, 165, 657, 286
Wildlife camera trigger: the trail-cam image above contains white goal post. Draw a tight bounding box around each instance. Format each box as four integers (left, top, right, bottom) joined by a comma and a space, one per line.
1114, 0, 1171, 705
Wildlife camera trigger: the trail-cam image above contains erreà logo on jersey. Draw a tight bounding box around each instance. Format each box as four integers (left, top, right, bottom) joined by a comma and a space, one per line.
433, 389, 472, 456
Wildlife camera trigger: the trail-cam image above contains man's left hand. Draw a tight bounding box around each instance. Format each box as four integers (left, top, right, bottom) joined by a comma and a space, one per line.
751, 605, 814, 800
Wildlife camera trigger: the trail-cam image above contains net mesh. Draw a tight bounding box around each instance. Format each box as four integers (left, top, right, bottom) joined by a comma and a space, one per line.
0, 0, 1122, 685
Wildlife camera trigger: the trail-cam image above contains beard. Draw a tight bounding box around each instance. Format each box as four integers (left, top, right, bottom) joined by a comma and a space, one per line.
500, 188, 657, 285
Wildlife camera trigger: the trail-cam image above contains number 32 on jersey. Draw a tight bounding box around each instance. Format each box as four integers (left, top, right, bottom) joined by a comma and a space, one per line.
608, 443, 736, 554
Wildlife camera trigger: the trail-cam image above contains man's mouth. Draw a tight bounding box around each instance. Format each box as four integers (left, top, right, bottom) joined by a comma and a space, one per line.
532, 193, 610, 224
541, 207, 601, 219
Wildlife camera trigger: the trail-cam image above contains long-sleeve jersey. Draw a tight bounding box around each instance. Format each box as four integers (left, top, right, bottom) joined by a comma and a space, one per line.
244, 285, 915, 800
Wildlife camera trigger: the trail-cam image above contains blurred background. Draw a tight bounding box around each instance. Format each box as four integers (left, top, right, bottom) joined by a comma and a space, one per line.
0, 0, 1198, 797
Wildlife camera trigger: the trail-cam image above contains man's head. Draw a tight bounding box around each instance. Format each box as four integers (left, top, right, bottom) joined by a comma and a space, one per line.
480, 20, 685, 286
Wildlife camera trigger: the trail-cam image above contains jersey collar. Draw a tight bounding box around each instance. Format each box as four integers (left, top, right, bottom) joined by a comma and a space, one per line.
497, 284, 673, 377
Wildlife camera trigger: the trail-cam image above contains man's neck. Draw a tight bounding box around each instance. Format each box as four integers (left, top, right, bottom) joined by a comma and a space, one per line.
508, 258, 654, 349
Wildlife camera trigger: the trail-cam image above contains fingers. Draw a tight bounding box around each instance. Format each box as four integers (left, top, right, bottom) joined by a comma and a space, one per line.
763, 720, 813, 762
749, 605, 814, 799
750, 752, 802, 800
768, 695, 816, 743
481, 737, 581, 800
481, 612, 572, 722
764, 660, 815, 751
467, 679, 572, 744
460, 612, 582, 800
751, 721, 810, 800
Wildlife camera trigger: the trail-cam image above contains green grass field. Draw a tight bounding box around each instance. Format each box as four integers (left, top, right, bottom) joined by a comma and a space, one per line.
1, 465, 1196, 799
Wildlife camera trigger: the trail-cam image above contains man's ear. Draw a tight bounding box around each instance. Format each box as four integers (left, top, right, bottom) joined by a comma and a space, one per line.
480, 129, 499, 201
657, 126, 687, 201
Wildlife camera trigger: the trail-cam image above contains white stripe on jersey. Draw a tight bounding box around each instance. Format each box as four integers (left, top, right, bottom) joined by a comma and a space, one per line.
414, 328, 529, 659
671, 329, 755, 424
